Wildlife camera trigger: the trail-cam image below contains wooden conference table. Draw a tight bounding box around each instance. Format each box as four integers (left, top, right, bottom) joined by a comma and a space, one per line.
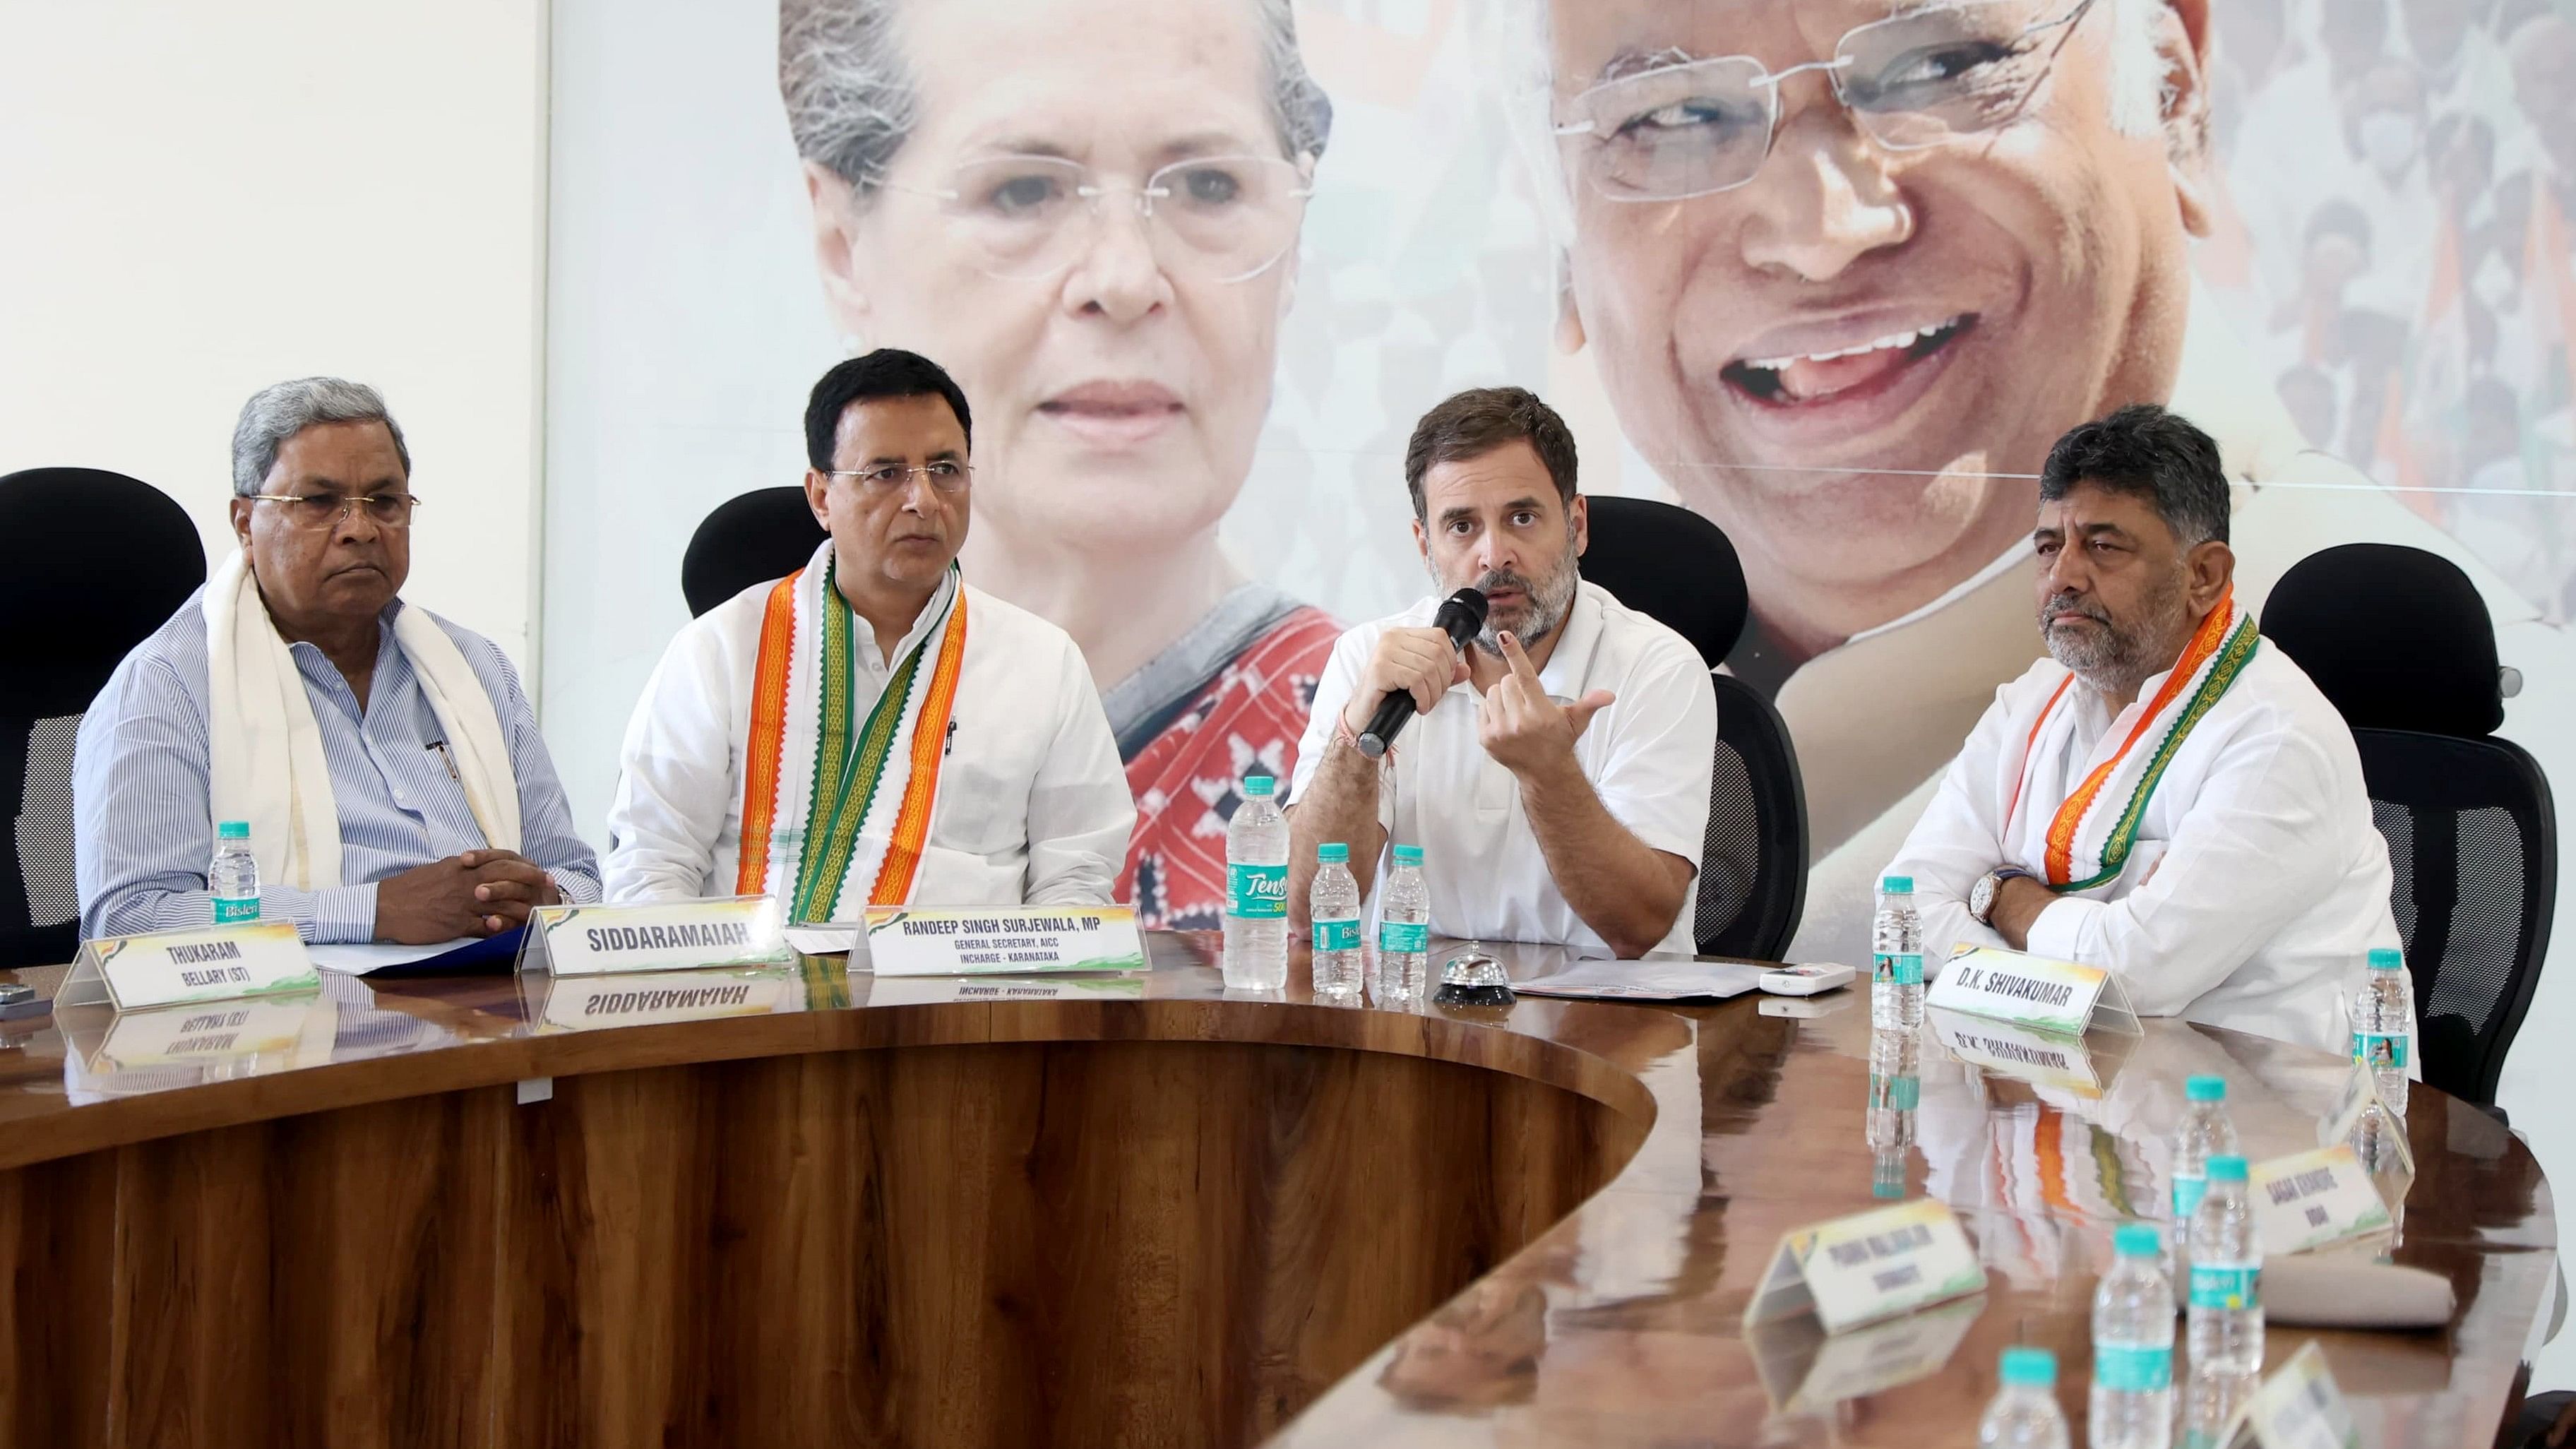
0, 934, 2551, 1447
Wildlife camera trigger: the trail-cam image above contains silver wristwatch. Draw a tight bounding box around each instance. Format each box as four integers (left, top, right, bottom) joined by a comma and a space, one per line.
1970, 867, 2036, 926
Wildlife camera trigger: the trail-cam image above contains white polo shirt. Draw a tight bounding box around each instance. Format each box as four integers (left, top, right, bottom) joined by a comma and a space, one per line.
1289, 581, 1717, 957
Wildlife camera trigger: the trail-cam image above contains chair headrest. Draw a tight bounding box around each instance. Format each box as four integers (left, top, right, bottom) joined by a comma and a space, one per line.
1577, 496, 1748, 668
2260, 542, 2504, 737
682, 487, 830, 617
0, 469, 207, 707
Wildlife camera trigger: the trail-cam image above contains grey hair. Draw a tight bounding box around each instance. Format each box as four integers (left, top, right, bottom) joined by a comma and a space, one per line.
229, 377, 411, 496
1479, 0, 2170, 247
778, 0, 1332, 189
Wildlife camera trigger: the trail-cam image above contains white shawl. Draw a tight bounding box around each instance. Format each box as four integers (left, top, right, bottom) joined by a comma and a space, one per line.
202, 551, 520, 890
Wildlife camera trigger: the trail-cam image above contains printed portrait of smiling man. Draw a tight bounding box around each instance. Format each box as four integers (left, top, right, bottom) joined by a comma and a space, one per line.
1487, 0, 2551, 958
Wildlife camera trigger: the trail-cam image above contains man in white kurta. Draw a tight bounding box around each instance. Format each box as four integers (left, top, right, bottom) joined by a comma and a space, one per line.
1885, 405, 2399, 1055
604, 351, 1133, 912
1288, 388, 1715, 960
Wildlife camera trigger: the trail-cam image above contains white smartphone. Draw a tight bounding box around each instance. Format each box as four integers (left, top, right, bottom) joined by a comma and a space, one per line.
1757, 962, 1856, 996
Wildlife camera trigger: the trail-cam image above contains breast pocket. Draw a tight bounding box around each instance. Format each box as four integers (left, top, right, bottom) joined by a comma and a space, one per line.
930, 712, 1040, 858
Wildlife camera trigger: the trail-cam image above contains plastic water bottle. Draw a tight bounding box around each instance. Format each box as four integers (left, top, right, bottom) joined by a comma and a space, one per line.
210, 821, 261, 924
2349, 946, 2414, 1116
1222, 777, 1289, 990
1308, 842, 1363, 1001
2092, 1223, 2176, 1449
1978, 1347, 2070, 1449
2185, 1155, 2263, 1376
1373, 844, 1431, 1004
1871, 875, 1925, 1029
1866, 1028, 1919, 1199
2168, 1075, 2236, 1279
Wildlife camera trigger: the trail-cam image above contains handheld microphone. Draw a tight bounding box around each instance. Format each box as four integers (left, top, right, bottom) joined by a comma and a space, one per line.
1357, 588, 1489, 758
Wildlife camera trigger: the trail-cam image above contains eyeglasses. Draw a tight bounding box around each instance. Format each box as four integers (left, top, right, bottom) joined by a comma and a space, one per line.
824, 460, 973, 494
1552, 0, 2099, 202
879, 153, 1312, 284
248, 491, 423, 529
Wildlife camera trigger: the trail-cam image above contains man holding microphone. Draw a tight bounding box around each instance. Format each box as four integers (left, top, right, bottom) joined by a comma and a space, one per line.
1287, 387, 1717, 959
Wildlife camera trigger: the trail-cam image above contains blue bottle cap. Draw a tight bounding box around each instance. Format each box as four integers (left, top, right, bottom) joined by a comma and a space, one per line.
1998, 1347, 2056, 1388
2114, 1222, 2162, 1258
1317, 842, 1349, 864
2368, 947, 2404, 971
2186, 1075, 2226, 1103
217, 821, 250, 840
2206, 1155, 2248, 1182
1240, 775, 1275, 798
1880, 875, 1914, 893
1392, 845, 1424, 865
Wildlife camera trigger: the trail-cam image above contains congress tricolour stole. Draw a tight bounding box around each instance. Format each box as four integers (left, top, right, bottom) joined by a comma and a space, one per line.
735, 547, 967, 924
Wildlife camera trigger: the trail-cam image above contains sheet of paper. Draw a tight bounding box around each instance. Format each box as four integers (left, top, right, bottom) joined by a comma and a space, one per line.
309, 931, 523, 977
1509, 956, 1768, 1001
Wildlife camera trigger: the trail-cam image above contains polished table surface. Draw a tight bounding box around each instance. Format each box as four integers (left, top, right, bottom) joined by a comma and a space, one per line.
0, 934, 2554, 1447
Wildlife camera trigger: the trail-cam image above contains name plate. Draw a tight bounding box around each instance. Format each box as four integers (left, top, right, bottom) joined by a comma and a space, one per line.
864, 974, 1149, 1006
1926, 1006, 2111, 1096
1743, 1199, 1988, 1335
2238, 1342, 2359, 1449
1751, 1294, 1984, 1414
518, 898, 789, 977
861, 907, 1147, 977
1926, 946, 2140, 1037
534, 969, 797, 1032
65, 923, 321, 1011
2250, 1146, 2392, 1255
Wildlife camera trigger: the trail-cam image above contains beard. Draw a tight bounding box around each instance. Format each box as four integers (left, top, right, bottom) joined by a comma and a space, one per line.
2041, 571, 2190, 693
1437, 547, 1581, 655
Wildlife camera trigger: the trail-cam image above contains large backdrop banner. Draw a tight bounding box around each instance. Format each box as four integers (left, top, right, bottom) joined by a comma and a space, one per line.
543, 0, 2575, 968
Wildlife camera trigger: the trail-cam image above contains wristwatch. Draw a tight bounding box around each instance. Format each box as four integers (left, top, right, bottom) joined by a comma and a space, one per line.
1970, 867, 2036, 926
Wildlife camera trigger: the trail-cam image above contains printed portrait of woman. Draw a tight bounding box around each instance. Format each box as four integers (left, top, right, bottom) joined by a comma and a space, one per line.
780, 0, 1339, 928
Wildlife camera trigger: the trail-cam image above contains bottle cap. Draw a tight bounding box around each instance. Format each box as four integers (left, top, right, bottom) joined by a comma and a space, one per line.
1317, 842, 1349, 864
2185, 1074, 2227, 1103
2114, 1222, 2162, 1258
1241, 776, 1275, 798
2368, 947, 2404, 971
217, 821, 250, 840
1880, 875, 1914, 893
2206, 1155, 2248, 1182
1392, 845, 1424, 866
1998, 1347, 2056, 1388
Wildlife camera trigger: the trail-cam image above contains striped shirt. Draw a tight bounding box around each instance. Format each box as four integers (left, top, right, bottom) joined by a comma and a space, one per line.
74, 590, 601, 943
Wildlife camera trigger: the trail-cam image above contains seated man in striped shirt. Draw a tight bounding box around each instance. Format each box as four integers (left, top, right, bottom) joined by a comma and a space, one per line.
75, 378, 600, 946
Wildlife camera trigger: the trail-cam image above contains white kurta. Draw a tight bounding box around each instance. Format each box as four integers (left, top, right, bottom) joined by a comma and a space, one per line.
604, 574, 1135, 908
1883, 640, 2401, 1054
1290, 582, 1717, 958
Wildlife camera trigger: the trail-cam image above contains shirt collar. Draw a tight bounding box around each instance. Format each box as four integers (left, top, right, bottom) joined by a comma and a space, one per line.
854, 564, 960, 671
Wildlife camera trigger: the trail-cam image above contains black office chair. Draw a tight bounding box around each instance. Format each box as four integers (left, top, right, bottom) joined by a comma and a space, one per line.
682, 487, 828, 617
2263, 543, 2556, 1107
1581, 496, 1808, 960
0, 468, 208, 967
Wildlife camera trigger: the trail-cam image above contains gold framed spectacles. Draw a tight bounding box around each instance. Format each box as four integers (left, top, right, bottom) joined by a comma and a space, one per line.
824, 460, 973, 494
248, 491, 424, 528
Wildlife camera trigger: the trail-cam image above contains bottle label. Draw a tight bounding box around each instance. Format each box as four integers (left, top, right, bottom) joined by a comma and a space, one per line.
2171, 1173, 2207, 1223
1868, 1073, 1920, 1111
1312, 918, 1360, 953
2188, 1261, 2260, 1312
213, 896, 261, 924
2093, 1341, 2174, 1393
2351, 1031, 2409, 1072
1871, 951, 1924, 986
1378, 920, 1428, 954
1227, 863, 1287, 919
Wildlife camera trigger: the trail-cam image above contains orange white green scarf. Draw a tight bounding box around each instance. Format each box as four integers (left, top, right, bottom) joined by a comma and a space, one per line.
2000, 590, 2260, 893
734, 541, 968, 922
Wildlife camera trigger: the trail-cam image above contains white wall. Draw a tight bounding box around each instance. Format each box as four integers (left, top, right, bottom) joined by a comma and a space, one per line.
0, 0, 549, 664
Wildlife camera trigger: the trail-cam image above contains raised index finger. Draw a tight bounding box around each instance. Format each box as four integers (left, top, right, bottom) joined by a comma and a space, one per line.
1498, 630, 1541, 682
